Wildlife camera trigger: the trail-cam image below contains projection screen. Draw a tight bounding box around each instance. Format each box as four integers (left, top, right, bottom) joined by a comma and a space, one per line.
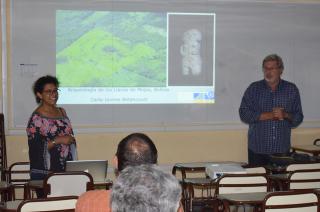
6, 0, 320, 132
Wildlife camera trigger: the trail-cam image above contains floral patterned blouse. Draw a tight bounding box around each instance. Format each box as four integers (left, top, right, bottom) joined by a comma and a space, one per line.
26, 109, 77, 175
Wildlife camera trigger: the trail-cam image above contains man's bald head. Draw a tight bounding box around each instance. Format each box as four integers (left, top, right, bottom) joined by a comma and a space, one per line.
116, 133, 158, 172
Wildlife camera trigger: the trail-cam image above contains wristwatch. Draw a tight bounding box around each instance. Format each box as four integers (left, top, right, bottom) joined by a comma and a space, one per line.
52, 140, 57, 145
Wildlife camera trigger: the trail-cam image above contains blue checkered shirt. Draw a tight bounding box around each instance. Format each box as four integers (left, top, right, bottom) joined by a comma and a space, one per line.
239, 79, 303, 154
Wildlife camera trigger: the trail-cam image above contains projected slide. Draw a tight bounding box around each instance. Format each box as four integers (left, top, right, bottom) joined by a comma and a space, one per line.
56, 10, 215, 104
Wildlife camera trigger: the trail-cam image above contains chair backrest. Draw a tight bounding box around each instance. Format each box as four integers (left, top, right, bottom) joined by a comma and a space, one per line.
286, 163, 320, 172
17, 196, 78, 212
185, 179, 217, 212
8, 162, 30, 185
289, 169, 320, 190
0, 114, 8, 181
262, 190, 319, 212
172, 163, 209, 211
7, 162, 30, 200
172, 163, 207, 181
313, 138, 320, 146
43, 171, 94, 198
216, 173, 270, 194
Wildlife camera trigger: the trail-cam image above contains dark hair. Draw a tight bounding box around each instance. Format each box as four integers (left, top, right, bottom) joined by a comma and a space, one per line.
116, 133, 158, 172
33, 75, 59, 104
262, 54, 284, 71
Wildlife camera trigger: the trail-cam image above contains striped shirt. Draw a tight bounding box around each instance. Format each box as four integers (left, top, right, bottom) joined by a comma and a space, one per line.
239, 79, 303, 154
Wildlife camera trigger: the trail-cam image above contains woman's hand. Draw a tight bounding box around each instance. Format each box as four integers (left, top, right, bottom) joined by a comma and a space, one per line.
55, 135, 75, 145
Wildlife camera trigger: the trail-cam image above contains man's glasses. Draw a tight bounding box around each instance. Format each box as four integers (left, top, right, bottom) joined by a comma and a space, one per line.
42, 88, 60, 96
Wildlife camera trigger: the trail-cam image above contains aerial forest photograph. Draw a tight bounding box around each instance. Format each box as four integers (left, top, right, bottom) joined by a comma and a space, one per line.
56, 10, 167, 87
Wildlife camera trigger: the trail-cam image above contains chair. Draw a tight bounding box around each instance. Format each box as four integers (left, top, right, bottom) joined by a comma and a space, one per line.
286, 163, 320, 172
172, 163, 208, 211
184, 178, 218, 212
216, 173, 270, 212
270, 164, 320, 191
216, 173, 270, 194
172, 162, 207, 181
7, 162, 30, 200
0, 181, 13, 202
0, 115, 11, 201
17, 195, 78, 212
261, 190, 319, 212
288, 169, 320, 190
0, 114, 8, 182
313, 138, 320, 146
43, 171, 94, 197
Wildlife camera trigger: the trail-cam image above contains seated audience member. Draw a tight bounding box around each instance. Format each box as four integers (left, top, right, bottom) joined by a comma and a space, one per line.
75, 133, 158, 212
111, 164, 182, 212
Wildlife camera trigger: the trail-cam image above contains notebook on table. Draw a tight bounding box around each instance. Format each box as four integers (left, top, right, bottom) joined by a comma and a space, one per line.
66, 160, 108, 183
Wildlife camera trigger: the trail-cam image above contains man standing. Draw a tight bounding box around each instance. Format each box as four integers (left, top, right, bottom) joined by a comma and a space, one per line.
239, 54, 303, 166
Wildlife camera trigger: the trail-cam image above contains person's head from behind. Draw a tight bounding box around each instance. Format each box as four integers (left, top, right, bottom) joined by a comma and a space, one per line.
33, 75, 60, 104
111, 164, 182, 212
114, 133, 158, 173
262, 54, 284, 85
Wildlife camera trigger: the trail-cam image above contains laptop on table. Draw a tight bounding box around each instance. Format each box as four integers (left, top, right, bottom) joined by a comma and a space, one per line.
66, 160, 108, 183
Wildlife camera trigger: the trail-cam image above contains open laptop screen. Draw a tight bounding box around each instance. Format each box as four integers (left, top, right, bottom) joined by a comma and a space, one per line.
66, 160, 108, 183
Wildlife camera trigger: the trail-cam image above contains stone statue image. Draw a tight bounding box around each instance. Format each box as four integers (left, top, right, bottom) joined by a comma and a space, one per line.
180, 29, 202, 76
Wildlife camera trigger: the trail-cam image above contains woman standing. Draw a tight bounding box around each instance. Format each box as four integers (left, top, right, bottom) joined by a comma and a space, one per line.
26, 75, 77, 197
